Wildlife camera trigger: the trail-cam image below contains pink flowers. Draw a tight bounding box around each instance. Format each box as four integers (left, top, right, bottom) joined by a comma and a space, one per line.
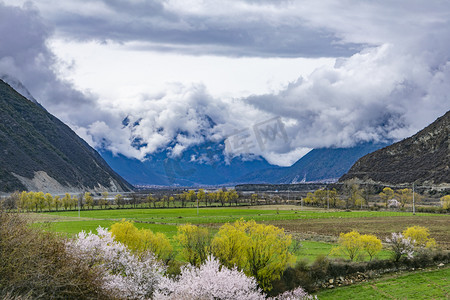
386, 232, 415, 261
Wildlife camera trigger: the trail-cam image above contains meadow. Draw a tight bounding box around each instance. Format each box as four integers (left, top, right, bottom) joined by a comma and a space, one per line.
31, 205, 448, 259
22, 204, 449, 298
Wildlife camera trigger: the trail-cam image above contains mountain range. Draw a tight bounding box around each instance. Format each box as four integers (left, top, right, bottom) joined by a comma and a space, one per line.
0, 79, 132, 193
100, 137, 389, 186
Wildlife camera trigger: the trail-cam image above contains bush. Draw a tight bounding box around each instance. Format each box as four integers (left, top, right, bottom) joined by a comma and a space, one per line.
403, 226, 437, 249
0, 211, 109, 299
110, 220, 174, 263
211, 219, 295, 292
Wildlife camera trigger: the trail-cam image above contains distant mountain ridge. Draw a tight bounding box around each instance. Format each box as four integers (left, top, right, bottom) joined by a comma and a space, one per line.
340, 110, 450, 186
0, 79, 133, 193
236, 143, 390, 184
101, 138, 390, 186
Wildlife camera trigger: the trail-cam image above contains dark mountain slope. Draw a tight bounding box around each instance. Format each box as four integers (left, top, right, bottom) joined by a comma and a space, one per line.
0, 79, 133, 193
340, 111, 450, 185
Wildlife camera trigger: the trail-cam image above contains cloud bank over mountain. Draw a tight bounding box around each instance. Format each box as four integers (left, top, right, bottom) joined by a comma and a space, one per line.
1, 1, 449, 166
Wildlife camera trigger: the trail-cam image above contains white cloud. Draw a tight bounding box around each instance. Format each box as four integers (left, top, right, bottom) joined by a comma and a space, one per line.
1, 1, 449, 167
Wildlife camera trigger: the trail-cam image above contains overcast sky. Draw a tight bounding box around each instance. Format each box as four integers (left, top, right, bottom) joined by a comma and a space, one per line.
1, 0, 449, 166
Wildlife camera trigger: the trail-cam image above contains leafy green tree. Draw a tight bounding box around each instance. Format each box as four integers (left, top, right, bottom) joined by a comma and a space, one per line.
175, 224, 211, 267
303, 192, 315, 205
379, 187, 395, 207
331, 230, 364, 261
110, 220, 174, 262
53, 196, 61, 211
84, 192, 94, 209
211, 219, 294, 291
197, 189, 206, 207
403, 226, 436, 249
441, 195, 450, 210
360, 234, 382, 260
62, 193, 71, 210
314, 189, 327, 207
114, 194, 123, 208
229, 189, 239, 206
250, 193, 258, 205
396, 188, 412, 208
44, 193, 53, 211
71, 196, 78, 210
35, 192, 46, 212
18, 191, 28, 212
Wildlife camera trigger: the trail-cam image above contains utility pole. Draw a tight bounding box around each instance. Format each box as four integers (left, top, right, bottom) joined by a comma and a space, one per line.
412, 183, 415, 215
78, 195, 81, 218
327, 189, 329, 210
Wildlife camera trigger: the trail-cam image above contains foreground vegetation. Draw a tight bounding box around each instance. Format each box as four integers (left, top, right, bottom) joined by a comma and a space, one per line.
2, 190, 449, 299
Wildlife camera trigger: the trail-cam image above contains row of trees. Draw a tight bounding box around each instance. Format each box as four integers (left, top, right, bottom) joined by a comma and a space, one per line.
301, 185, 425, 209
13, 191, 125, 212
2, 186, 448, 212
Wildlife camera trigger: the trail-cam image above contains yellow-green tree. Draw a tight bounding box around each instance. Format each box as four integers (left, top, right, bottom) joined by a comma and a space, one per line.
314, 189, 327, 207
211, 219, 294, 291
110, 220, 173, 262
250, 193, 258, 205
18, 191, 28, 212
303, 192, 315, 205
197, 189, 206, 206
360, 234, 382, 260
403, 226, 436, 249
35, 192, 45, 212
229, 189, 239, 206
114, 194, 123, 208
84, 192, 94, 209
396, 188, 412, 208
379, 187, 395, 207
440, 195, 450, 209
62, 193, 71, 210
53, 196, 61, 211
44, 193, 53, 211
211, 219, 250, 269
175, 224, 211, 267
328, 189, 342, 207
332, 230, 364, 261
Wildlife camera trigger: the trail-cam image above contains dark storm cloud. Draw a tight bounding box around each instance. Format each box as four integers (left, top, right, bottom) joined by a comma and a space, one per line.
33, 0, 360, 58
0, 2, 114, 127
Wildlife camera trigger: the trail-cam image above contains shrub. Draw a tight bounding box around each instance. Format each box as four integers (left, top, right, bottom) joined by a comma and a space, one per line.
403, 226, 437, 249
155, 256, 265, 300
441, 195, 450, 209
385, 232, 414, 262
0, 211, 109, 299
110, 220, 174, 263
67, 226, 165, 299
156, 256, 315, 300
331, 231, 363, 261
211, 219, 295, 291
175, 224, 211, 267
360, 234, 382, 260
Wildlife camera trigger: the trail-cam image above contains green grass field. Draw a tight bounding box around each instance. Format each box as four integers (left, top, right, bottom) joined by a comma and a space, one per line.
316, 266, 450, 299
29, 206, 433, 262
41, 206, 437, 225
